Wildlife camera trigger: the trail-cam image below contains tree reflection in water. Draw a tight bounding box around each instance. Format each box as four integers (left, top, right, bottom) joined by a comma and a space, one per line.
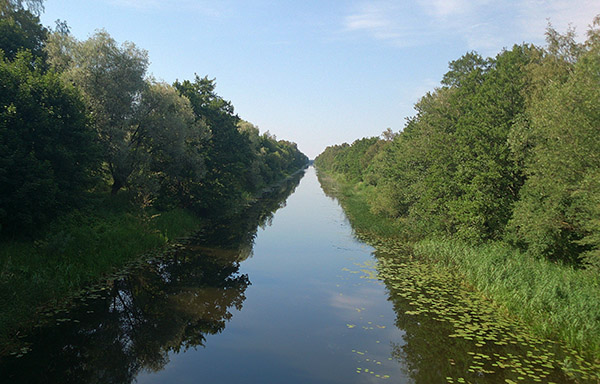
0, 170, 305, 384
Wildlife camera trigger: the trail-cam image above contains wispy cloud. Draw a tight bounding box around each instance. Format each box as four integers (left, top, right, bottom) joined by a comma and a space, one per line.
106, 0, 160, 10
343, 0, 599, 53
342, 1, 432, 48
419, 0, 480, 18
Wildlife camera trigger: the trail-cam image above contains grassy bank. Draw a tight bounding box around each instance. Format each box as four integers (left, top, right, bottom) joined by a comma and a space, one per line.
413, 239, 600, 358
318, 170, 600, 362
0, 194, 203, 355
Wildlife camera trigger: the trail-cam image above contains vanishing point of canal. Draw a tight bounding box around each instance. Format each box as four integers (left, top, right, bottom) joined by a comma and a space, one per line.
0, 167, 593, 383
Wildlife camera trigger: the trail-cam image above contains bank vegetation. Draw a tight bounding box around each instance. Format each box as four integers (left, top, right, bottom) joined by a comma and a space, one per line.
316, 17, 600, 359
0, 0, 307, 352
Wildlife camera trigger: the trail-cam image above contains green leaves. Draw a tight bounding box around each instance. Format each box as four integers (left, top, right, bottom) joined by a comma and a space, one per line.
508, 19, 600, 265
0, 51, 100, 235
317, 16, 600, 266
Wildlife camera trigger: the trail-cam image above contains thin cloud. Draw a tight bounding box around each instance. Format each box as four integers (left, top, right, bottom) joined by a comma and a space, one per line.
343, 0, 599, 53
419, 0, 477, 18
342, 1, 432, 47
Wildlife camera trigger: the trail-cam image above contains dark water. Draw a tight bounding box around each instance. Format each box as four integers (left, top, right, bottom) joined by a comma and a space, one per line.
0, 167, 596, 383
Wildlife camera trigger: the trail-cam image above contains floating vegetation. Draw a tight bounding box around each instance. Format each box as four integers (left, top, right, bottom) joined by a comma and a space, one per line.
356, 236, 600, 383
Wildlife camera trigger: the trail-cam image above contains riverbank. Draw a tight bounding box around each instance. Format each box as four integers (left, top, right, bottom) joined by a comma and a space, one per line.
0, 167, 308, 356
317, 170, 600, 367
0, 194, 202, 355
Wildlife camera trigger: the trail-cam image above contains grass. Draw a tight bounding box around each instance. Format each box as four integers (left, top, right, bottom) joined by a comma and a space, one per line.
317, 168, 600, 362
413, 238, 600, 358
0, 194, 203, 354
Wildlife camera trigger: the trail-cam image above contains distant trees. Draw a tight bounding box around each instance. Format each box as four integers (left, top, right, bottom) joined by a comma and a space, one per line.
173, 76, 307, 213
0, 7, 307, 236
316, 16, 600, 267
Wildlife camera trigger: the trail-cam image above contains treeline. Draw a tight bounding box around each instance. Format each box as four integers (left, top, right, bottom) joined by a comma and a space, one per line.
316, 16, 600, 268
0, 1, 307, 237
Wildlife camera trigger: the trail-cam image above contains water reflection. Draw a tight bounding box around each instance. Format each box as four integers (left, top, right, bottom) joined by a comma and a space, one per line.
375, 248, 584, 384
316, 170, 592, 383
0, 170, 305, 383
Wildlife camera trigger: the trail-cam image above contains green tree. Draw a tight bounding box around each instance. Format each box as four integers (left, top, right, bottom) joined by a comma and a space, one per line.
47, 30, 150, 194
174, 76, 254, 213
130, 81, 210, 208
508, 17, 600, 266
0, 2, 47, 60
0, 0, 44, 15
446, 45, 539, 241
367, 88, 458, 236
0, 51, 99, 235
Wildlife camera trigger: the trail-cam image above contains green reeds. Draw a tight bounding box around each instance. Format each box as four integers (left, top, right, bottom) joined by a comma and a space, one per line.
319, 169, 600, 361
413, 238, 600, 358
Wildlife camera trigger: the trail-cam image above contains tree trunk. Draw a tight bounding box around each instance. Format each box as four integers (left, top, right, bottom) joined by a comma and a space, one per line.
111, 179, 123, 195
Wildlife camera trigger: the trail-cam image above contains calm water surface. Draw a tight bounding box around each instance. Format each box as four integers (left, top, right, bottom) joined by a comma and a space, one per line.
0, 167, 592, 383
134, 166, 407, 383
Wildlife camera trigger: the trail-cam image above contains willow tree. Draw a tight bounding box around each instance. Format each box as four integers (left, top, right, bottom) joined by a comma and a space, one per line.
47, 30, 150, 194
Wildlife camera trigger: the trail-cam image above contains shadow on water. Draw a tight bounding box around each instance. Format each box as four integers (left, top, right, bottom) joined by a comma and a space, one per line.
0, 170, 306, 384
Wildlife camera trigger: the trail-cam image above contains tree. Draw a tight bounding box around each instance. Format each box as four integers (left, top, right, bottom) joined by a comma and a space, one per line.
0, 51, 100, 235
130, 81, 210, 207
446, 44, 539, 241
0, 2, 47, 60
508, 17, 600, 266
47, 30, 150, 194
0, 0, 44, 15
174, 76, 254, 212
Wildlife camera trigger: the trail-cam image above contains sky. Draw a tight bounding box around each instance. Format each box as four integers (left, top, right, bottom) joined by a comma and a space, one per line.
39, 0, 599, 159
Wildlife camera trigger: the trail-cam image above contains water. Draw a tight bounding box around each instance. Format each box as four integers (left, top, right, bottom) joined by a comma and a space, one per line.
0, 167, 596, 383
134, 166, 407, 383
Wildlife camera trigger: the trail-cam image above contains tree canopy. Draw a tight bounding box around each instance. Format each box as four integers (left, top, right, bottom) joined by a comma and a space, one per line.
0, 8, 307, 236
316, 16, 600, 267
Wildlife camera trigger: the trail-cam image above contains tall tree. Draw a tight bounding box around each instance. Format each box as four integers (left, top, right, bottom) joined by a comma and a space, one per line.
174, 76, 253, 212
47, 30, 150, 194
508, 17, 600, 266
130, 81, 210, 207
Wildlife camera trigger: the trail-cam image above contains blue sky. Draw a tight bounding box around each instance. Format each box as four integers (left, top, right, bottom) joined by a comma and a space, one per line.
40, 0, 599, 158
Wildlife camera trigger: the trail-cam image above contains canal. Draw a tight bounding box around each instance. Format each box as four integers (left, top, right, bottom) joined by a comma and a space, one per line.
0, 166, 594, 383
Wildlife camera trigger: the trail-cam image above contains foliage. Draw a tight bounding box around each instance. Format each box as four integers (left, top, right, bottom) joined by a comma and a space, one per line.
174, 76, 307, 214
0, 0, 308, 356
318, 170, 600, 363
0, 0, 44, 15
173, 76, 251, 212
0, 51, 100, 235
47, 30, 150, 194
316, 15, 600, 266
0, 3, 46, 60
128, 81, 210, 208
413, 238, 600, 357
508, 17, 600, 266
